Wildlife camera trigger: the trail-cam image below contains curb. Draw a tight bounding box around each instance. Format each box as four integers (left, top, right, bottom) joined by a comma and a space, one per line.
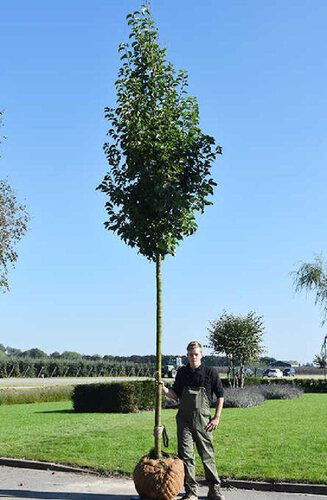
221, 479, 327, 496
0, 457, 98, 475
1, 458, 327, 496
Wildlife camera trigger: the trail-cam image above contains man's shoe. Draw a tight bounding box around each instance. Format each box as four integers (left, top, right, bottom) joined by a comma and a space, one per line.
181, 494, 198, 500
207, 485, 225, 500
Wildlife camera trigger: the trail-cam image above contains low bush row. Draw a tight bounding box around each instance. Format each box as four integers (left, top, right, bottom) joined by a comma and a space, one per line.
0, 358, 155, 378
0, 386, 73, 406
221, 377, 327, 393
72, 381, 305, 413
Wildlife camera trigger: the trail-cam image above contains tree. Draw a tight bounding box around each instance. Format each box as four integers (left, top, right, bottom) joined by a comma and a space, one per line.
60, 351, 82, 360
292, 255, 327, 324
313, 353, 326, 369
97, 5, 220, 458
292, 255, 327, 368
19, 348, 48, 359
0, 110, 30, 292
5, 346, 22, 357
207, 310, 265, 388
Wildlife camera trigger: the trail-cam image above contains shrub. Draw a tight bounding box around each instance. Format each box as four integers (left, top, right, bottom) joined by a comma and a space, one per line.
72, 380, 156, 413
221, 387, 265, 408
0, 386, 73, 405
261, 378, 327, 393
221, 377, 261, 388
259, 384, 304, 400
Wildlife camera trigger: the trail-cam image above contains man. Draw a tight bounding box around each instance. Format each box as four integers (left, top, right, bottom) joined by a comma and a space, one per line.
160, 341, 225, 500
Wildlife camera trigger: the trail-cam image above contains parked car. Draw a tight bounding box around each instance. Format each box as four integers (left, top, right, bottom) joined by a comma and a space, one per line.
283, 367, 295, 377
235, 367, 253, 376
263, 368, 283, 378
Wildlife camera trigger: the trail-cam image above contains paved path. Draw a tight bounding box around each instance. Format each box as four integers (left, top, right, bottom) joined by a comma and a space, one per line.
0, 467, 325, 500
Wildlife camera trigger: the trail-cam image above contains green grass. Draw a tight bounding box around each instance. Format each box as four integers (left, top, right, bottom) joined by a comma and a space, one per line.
0, 394, 326, 483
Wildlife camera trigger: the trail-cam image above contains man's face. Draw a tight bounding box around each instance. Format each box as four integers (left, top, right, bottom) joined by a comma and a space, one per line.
187, 347, 203, 369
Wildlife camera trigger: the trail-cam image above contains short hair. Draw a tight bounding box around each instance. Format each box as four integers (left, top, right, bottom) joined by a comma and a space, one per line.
187, 341, 202, 352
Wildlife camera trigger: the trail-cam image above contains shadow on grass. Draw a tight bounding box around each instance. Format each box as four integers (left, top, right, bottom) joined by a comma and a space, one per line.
35, 409, 75, 414
0, 490, 133, 499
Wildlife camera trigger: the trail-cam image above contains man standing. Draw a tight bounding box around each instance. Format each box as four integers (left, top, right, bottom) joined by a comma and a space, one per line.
160, 341, 224, 500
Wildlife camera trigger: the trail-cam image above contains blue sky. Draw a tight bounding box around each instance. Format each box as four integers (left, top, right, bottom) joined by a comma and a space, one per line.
1, 0, 327, 363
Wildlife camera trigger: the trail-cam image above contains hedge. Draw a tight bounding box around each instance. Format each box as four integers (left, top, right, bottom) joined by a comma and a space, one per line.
0, 358, 155, 378
72, 380, 157, 413
221, 377, 327, 393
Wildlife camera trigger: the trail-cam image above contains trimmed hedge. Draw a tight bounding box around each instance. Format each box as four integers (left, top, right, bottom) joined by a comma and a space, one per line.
221, 377, 327, 393
72, 380, 156, 413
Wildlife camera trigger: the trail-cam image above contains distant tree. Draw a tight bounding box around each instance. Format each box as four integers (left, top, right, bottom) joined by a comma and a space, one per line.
0, 343, 5, 353
6, 346, 22, 357
97, 5, 220, 458
292, 255, 327, 365
207, 310, 265, 387
89, 354, 102, 361
50, 351, 61, 359
259, 356, 277, 365
20, 348, 48, 359
292, 255, 327, 324
313, 353, 326, 369
0, 110, 30, 292
60, 351, 82, 360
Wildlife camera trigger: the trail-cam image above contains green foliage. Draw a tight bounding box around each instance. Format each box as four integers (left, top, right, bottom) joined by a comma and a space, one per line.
0, 357, 155, 378
292, 255, 327, 325
207, 310, 265, 388
97, 6, 220, 260
19, 348, 48, 359
0, 111, 30, 292
313, 353, 327, 368
72, 380, 156, 413
259, 384, 304, 400
262, 377, 327, 393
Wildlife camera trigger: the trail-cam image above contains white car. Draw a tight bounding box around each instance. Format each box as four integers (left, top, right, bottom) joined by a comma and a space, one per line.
264, 368, 283, 378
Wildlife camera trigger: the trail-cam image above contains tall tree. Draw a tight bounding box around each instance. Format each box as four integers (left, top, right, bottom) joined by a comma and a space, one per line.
292, 255, 327, 367
207, 310, 265, 387
0, 110, 30, 292
97, 5, 220, 458
292, 255, 327, 324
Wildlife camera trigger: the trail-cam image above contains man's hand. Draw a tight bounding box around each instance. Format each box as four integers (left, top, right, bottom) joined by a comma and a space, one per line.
205, 416, 220, 432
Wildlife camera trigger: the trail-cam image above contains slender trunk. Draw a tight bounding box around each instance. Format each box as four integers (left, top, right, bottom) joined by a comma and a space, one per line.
154, 252, 162, 458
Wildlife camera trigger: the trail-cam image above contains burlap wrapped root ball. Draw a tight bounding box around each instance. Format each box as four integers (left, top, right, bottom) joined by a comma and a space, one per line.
133, 455, 184, 500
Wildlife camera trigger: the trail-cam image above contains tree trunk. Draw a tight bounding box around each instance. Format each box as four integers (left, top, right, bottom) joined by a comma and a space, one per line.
154, 252, 162, 458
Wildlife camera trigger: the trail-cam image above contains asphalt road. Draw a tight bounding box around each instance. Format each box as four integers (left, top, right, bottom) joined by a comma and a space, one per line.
0, 377, 151, 389
0, 467, 325, 500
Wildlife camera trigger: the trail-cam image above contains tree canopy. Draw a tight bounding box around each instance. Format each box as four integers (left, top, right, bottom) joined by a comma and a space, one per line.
0, 110, 30, 292
292, 255, 327, 325
97, 6, 220, 261
207, 310, 265, 387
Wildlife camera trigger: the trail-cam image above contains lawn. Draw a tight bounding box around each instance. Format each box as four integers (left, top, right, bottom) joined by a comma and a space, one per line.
0, 394, 326, 483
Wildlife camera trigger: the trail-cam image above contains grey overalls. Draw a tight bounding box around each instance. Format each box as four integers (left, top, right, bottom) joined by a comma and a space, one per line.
176, 386, 221, 497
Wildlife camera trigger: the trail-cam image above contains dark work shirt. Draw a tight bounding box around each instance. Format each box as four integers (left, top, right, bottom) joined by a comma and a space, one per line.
172, 363, 224, 402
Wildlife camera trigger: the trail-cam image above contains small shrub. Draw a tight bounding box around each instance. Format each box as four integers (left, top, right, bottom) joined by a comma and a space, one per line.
259, 384, 304, 400
221, 387, 265, 408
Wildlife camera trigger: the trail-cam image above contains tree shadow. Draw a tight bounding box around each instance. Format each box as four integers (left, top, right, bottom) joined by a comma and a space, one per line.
0, 490, 133, 499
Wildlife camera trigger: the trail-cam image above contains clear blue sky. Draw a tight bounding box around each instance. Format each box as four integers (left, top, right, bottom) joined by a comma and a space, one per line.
1, 0, 327, 363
